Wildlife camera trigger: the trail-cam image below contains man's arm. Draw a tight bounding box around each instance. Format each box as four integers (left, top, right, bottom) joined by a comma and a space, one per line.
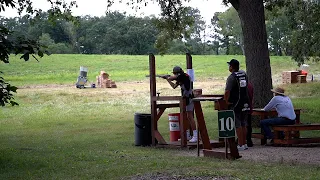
163, 75, 179, 89
224, 75, 234, 103
263, 97, 277, 111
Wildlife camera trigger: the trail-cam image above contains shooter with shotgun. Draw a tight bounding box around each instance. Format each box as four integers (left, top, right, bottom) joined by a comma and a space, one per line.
162, 66, 198, 143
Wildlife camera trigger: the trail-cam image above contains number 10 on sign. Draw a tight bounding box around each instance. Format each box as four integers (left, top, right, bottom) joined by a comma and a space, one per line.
218, 110, 235, 138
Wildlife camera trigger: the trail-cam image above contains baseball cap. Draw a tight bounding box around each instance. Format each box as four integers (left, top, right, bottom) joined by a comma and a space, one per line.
227, 59, 240, 68
172, 66, 183, 73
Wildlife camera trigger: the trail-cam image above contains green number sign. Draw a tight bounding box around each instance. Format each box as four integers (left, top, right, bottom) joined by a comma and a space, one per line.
218, 110, 235, 138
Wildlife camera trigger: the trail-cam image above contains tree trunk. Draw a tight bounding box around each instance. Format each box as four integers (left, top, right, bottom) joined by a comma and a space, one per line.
232, 0, 273, 108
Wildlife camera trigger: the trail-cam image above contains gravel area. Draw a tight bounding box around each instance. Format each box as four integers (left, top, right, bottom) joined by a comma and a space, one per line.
126, 143, 320, 180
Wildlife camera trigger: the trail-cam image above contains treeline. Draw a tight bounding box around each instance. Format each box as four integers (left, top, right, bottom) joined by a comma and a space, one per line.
0, 9, 215, 55
1, 0, 320, 62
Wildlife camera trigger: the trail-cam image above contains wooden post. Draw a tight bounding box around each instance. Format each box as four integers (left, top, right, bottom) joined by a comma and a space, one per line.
149, 54, 157, 146
186, 53, 193, 89
179, 97, 187, 147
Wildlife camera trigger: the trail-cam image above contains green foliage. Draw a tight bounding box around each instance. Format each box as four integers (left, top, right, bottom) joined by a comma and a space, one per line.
154, 6, 194, 55
0, 72, 18, 106
0, 0, 77, 106
265, 0, 320, 65
211, 8, 243, 55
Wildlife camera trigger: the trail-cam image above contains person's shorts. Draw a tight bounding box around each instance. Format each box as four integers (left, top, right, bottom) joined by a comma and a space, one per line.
186, 97, 194, 112
234, 110, 248, 128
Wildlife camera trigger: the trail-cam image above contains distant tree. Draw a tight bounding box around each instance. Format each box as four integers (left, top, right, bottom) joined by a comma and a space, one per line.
0, 0, 77, 106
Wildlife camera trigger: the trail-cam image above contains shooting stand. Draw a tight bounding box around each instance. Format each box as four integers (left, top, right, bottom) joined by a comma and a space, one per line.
149, 54, 240, 159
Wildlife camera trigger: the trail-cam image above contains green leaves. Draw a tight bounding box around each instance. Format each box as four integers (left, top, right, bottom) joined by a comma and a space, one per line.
0, 72, 19, 107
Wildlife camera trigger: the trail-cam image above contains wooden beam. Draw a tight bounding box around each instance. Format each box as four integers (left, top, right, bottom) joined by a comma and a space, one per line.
193, 101, 212, 150
149, 54, 157, 146
154, 130, 167, 145
151, 96, 182, 101
274, 138, 320, 145
157, 103, 180, 109
179, 98, 187, 147
155, 108, 166, 122
273, 124, 320, 131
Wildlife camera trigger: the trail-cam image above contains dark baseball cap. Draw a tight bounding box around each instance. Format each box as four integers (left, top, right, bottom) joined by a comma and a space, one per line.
172, 66, 183, 73
227, 59, 240, 68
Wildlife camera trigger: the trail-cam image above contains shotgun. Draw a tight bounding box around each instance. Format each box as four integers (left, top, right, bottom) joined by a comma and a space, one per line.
145, 74, 170, 79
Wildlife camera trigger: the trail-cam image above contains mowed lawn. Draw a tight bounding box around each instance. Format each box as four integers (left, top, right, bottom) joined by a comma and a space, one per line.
1, 54, 320, 179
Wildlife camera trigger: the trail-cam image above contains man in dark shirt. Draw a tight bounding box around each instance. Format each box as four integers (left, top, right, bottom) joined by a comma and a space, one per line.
224, 59, 250, 151
163, 66, 197, 143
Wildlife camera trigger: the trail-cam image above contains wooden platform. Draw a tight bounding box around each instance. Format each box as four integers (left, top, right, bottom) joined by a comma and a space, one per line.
157, 140, 225, 149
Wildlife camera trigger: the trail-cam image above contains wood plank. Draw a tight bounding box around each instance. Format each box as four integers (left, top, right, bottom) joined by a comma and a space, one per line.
154, 130, 166, 145
273, 124, 320, 131
151, 96, 182, 101
252, 133, 264, 139
155, 108, 165, 122
274, 138, 320, 145
203, 150, 230, 159
157, 103, 180, 109
149, 54, 157, 146
194, 101, 212, 150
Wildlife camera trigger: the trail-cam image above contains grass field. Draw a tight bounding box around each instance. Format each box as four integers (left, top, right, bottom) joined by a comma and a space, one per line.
1, 55, 320, 179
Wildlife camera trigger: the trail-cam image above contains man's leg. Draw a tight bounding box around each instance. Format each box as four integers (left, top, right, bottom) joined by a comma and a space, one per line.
260, 117, 293, 139
186, 102, 198, 143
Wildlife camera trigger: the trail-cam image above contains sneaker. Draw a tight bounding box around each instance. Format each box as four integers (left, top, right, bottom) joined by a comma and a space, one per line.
244, 144, 249, 150
265, 139, 274, 146
189, 136, 198, 143
237, 145, 246, 151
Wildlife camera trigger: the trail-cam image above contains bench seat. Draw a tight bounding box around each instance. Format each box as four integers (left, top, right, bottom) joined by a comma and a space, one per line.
272, 123, 320, 145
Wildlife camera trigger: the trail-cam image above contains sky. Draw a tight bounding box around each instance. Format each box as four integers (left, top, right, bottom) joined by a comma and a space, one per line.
1, 0, 228, 24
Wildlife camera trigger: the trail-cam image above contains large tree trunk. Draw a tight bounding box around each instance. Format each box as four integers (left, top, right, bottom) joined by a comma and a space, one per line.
230, 0, 273, 108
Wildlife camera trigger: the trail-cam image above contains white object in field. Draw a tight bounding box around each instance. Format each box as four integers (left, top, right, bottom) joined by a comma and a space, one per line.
80, 66, 88, 72
79, 66, 88, 77
300, 64, 310, 72
187, 69, 195, 82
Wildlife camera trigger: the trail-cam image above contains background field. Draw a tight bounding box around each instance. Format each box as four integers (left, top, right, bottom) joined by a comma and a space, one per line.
1, 55, 320, 179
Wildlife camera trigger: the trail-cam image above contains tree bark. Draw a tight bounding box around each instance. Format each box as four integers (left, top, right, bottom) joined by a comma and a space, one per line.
235, 0, 273, 108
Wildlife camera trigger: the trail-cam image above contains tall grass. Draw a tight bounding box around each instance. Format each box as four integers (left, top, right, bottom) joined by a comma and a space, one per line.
1, 55, 320, 179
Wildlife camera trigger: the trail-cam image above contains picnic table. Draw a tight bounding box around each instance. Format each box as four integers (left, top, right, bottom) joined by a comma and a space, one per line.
251, 108, 301, 145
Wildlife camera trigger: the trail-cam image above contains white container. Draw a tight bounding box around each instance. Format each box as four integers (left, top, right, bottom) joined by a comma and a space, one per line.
79, 66, 88, 77
80, 66, 88, 72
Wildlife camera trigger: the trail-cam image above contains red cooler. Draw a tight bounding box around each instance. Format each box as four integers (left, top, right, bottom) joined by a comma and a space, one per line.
168, 113, 180, 142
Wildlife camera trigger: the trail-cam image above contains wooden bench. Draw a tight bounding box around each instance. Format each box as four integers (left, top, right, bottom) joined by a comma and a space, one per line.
272, 123, 320, 145
251, 108, 301, 145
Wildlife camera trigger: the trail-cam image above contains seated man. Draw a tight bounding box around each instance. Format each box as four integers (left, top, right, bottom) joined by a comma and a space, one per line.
260, 87, 296, 143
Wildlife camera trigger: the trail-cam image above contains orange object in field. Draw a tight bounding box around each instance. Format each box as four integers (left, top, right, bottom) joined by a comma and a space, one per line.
301, 70, 308, 76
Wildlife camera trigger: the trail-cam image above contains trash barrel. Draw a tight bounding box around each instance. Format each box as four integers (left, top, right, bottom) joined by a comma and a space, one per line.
134, 113, 152, 146
168, 113, 180, 142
